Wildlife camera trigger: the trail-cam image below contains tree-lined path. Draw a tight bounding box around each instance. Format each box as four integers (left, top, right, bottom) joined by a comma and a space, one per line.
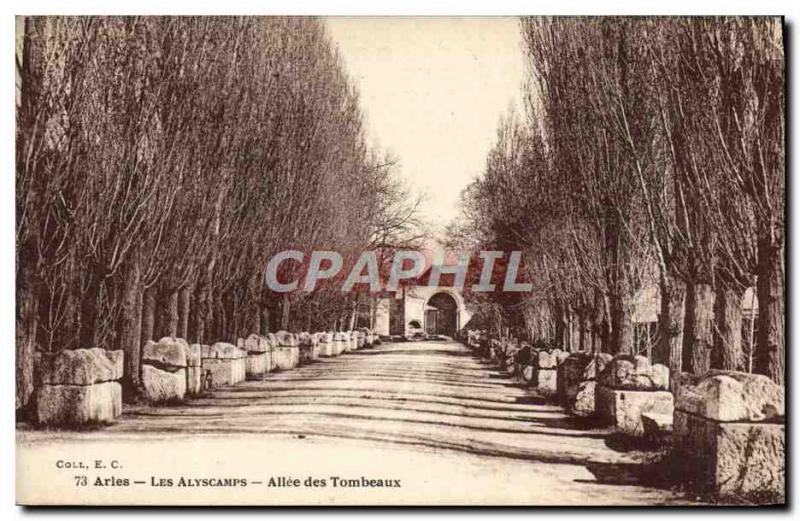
19, 340, 697, 505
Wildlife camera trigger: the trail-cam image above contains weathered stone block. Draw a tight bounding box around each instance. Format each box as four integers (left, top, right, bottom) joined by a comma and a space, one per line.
534, 368, 557, 396
676, 371, 784, 423
333, 333, 347, 355
571, 381, 596, 417
595, 384, 674, 436
186, 365, 203, 396
246, 352, 270, 377
521, 365, 534, 383
673, 410, 784, 500
156, 336, 190, 354
641, 411, 673, 438
39, 348, 124, 385
272, 346, 300, 371
201, 344, 246, 387
318, 333, 337, 357
187, 344, 202, 367
298, 336, 320, 364
583, 353, 613, 380
203, 358, 246, 387
143, 339, 187, 368
557, 352, 594, 405
598, 354, 669, 391
553, 349, 570, 366
36, 381, 122, 426
536, 350, 556, 369
142, 364, 186, 402
201, 342, 247, 360
244, 333, 270, 353
276, 330, 297, 347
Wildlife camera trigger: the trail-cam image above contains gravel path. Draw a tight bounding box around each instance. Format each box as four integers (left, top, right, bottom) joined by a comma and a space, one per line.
18, 340, 698, 505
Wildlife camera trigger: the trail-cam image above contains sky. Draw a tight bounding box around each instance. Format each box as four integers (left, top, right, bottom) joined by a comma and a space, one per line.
325, 17, 527, 236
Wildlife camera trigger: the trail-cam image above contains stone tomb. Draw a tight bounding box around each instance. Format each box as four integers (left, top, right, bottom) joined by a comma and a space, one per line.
318, 332, 337, 357
557, 352, 612, 417
343, 331, 355, 352
201, 342, 247, 387
241, 334, 271, 377
298, 332, 320, 364
673, 371, 784, 500
142, 337, 189, 403
595, 355, 672, 436
36, 348, 124, 426
501, 341, 519, 376
186, 343, 203, 396
273, 331, 300, 370
363, 329, 374, 348
514, 343, 534, 383
336, 332, 350, 354
532, 349, 568, 397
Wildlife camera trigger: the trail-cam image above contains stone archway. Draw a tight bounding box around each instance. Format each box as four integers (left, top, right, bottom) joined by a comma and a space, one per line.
425, 292, 459, 337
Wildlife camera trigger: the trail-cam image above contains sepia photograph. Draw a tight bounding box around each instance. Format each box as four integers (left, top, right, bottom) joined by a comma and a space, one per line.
11, 5, 789, 510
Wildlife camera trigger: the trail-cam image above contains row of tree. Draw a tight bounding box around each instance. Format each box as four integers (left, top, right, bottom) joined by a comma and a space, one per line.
16, 16, 422, 411
450, 17, 784, 384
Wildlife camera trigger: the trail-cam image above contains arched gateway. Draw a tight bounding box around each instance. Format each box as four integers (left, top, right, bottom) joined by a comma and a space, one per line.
425, 292, 459, 336
373, 284, 471, 338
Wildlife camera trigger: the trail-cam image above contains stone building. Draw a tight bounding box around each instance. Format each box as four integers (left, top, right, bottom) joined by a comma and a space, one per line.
372, 267, 471, 338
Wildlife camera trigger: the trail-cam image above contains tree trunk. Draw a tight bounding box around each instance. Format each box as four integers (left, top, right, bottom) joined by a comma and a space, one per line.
190, 278, 210, 344
657, 272, 685, 377
280, 295, 291, 330
683, 282, 714, 375
251, 303, 261, 336
259, 301, 270, 335
177, 285, 191, 340
712, 281, 744, 371
610, 289, 633, 355
166, 289, 179, 338
116, 246, 143, 399
755, 239, 784, 385
577, 309, 586, 352
15, 20, 38, 414
140, 287, 156, 346
553, 301, 566, 350
78, 273, 102, 348
16, 255, 37, 413
213, 290, 225, 340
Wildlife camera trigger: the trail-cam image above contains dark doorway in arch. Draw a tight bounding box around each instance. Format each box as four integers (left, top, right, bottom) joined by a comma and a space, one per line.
425, 292, 458, 337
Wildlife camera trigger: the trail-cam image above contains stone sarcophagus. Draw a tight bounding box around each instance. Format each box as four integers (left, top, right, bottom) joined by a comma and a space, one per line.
298, 332, 320, 364
514, 343, 534, 382
273, 331, 300, 370
557, 352, 612, 417
531, 349, 568, 397
363, 329, 375, 348
336, 332, 349, 354
186, 343, 203, 396
672, 371, 784, 500
241, 334, 272, 378
318, 332, 336, 357
201, 342, 247, 387
142, 337, 189, 403
36, 348, 124, 426
343, 331, 356, 352
595, 355, 672, 436
500, 340, 519, 376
